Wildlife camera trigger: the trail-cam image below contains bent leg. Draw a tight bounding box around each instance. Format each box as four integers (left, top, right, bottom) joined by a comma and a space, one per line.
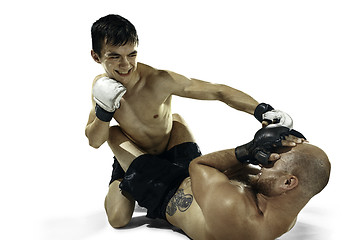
108, 125, 145, 171
105, 126, 145, 228
104, 115, 195, 227
105, 180, 135, 228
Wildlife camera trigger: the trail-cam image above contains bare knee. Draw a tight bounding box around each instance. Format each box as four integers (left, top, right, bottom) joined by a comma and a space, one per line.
108, 214, 131, 228
104, 183, 135, 228
105, 197, 133, 228
168, 113, 195, 149
172, 113, 184, 123
172, 113, 191, 129
106, 206, 132, 228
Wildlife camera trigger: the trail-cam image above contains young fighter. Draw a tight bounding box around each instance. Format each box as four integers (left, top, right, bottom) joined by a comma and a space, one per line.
119, 126, 330, 240
85, 14, 293, 227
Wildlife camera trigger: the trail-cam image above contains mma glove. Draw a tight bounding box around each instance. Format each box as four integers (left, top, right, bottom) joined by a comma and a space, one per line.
254, 103, 293, 129
235, 127, 306, 166
92, 77, 127, 122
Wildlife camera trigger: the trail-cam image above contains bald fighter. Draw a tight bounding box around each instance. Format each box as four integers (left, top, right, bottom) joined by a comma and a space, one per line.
118, 127, 330, 240
85, 14, 294, 227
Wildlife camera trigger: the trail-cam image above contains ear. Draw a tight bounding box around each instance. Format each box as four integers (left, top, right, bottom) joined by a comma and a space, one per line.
280, 175, 298, 191
91, 50, 101, 63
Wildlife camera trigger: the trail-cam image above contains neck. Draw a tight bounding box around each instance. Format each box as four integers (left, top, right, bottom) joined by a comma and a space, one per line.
124, 70, 141, 92
256, 192, 307, 227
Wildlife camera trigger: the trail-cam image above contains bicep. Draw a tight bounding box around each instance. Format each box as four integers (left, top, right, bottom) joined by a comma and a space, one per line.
164, 70, 222, 100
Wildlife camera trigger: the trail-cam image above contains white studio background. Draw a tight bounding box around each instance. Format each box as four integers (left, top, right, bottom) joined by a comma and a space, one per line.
0, 0, 359, 239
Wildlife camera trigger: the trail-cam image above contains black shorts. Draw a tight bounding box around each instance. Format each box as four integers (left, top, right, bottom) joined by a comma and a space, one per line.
117, 142, 201, 220
109, 157, 126, 185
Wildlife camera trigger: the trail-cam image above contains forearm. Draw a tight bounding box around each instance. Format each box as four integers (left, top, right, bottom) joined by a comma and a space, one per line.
85, 117, 110, 148
218, 84, 258, 115
191, 149, 241, 172
85, 75, 126, 148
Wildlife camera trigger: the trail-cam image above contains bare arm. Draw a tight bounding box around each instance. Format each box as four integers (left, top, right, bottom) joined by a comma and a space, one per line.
85, 105, 110, 148
189, 149, 241, 206
164, 71, 259, 115
85, 75, 110, 148
189, 150, 261, 239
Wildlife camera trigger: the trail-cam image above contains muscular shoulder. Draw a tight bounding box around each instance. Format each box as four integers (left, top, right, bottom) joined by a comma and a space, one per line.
137, 63, 176, 93
138, 63, 171, 81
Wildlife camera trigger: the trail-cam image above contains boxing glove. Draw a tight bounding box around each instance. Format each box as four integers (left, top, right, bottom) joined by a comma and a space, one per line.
235, 127, 306, 166
93, 77, 127, 122
254, 103, 293, 129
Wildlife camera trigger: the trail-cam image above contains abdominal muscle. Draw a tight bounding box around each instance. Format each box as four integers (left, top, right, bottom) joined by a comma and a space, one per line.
113, 101, 173, 155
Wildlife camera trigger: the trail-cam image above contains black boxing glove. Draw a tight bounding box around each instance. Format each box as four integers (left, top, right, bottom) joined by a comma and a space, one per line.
235, 127, 305, 166
254, 103, 274, 123
288, 129, 306, 140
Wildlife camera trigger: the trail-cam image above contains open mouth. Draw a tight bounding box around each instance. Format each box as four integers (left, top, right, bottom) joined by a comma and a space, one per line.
115, 69, 131, 77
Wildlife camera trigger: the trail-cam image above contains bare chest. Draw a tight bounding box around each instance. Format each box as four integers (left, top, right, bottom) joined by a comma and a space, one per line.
113, 92, 173, 152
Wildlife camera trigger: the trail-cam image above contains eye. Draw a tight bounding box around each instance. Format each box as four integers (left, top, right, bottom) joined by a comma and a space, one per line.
128, 51, 138, 58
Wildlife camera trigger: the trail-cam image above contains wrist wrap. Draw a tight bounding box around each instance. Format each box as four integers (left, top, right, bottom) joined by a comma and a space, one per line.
235, 143, 251, 163
95, 104, 115, 122
254, 103, 274, 122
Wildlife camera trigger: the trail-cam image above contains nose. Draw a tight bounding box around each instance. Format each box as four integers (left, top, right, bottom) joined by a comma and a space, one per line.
118, 57, 130, 68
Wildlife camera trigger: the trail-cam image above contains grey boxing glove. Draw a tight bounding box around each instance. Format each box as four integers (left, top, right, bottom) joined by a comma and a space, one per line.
92, 77, 127, 122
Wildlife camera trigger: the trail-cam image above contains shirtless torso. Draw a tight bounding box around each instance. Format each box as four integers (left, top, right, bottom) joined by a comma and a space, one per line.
86, 42, 259, 160
165, 177, 211, 240
163, 140, 332, 240
85, 41, 259, 228
165, 153, 298, 240
92, 63, 175, 154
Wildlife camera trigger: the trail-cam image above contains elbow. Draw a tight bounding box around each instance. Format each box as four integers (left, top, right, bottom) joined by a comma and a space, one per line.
85, 130, 105, 149
87, 135, 106, 149
88, 140, 103, 149
189, 159, 201, 177
189, 161, 195, 173
216, 84, 230, 101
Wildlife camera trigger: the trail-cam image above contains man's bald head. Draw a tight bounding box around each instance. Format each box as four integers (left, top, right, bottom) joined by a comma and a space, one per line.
279, 143, 331, 198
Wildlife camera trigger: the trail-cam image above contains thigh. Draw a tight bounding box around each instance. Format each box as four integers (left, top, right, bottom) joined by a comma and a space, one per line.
167, 114, 196, 150
107, 125, 145, 172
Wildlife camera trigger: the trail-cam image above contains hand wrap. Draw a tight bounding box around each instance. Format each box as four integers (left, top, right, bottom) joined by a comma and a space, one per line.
254, 103, 274, 123
95, 104, 115, 122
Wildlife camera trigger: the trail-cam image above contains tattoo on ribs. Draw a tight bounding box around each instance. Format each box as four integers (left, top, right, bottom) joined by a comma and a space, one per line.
166, 189, 193, 216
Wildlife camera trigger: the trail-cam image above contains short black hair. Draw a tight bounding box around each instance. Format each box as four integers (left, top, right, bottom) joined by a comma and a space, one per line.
91, 14, 139, 57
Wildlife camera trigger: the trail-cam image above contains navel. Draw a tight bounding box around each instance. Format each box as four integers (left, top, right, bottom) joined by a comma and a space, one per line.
153, 114, 159, 119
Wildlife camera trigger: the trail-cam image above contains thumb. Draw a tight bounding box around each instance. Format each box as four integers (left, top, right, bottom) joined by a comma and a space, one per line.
268, 153, 280, 162
261, 120, 270, 128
